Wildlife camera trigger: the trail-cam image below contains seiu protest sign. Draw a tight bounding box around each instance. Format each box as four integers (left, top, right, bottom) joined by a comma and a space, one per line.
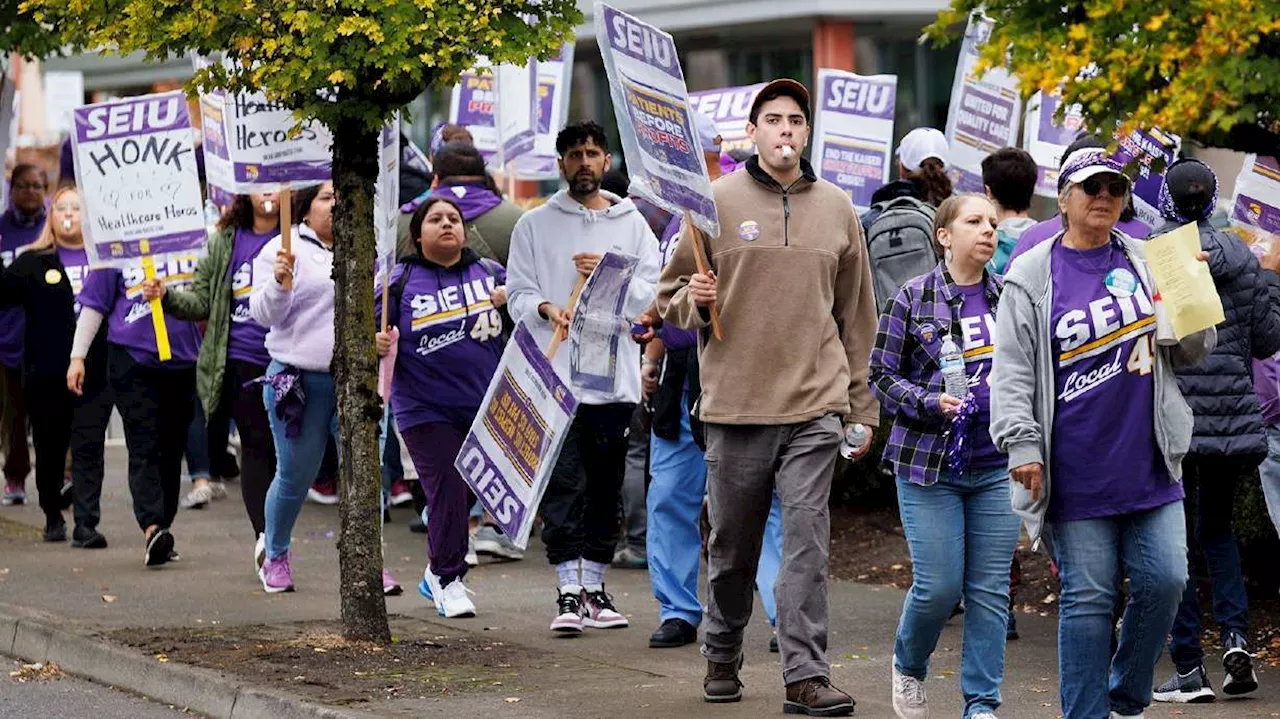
595, 2, 719, 237
812, 70, 898, 211
688, 83, 764, 158
944, 14, 1022, 194
71, 92, 207, 267
455, 321, 578, 548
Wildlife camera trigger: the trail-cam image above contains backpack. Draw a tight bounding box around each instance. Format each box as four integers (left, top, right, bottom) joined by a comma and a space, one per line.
864, 196, 939, 312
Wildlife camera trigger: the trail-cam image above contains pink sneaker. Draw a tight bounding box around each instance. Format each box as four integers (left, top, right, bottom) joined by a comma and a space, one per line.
2, 481, 25, 506
382, 569, 403, 596
259, 552, 294, 593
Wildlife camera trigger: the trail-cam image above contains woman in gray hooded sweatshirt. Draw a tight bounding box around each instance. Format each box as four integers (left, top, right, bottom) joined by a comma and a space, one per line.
989, 147, 1214, 719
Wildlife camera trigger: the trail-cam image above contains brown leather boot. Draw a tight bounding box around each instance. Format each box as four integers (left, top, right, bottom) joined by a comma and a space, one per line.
784, 676, 855, 716
703, 655, 743, 703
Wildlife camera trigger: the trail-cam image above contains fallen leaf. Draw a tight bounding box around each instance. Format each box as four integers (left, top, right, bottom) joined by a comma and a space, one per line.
890, 564, 904, 571
101, 595, 117, 603
504, 697, 521, 703
1042, 593, 1058, 604
155, 654, 168, 663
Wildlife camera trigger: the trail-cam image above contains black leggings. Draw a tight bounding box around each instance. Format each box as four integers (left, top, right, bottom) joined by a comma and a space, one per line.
224, 359, 275, 536
22, 374, 73, 524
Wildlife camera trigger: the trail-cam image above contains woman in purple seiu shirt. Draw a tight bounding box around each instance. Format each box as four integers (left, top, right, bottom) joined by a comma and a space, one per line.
375, 196, 507, 619
0, 164, 49, 506
989, 148, 1215, 719
142, 193, 281, 569
869, 195, 1020, 719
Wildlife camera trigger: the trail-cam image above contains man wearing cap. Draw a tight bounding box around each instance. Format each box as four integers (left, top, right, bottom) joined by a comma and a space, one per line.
657, 78, 879, 717
1151, 159, 1280, 703
642, 111, 787, 653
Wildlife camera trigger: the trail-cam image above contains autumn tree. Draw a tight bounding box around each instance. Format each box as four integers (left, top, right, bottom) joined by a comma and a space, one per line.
928, 1, 1280, 155
19, 0, 578, 642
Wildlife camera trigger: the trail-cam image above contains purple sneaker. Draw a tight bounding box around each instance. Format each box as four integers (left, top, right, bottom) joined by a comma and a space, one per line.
382, 569, 403, 596
259, 552, 294, 593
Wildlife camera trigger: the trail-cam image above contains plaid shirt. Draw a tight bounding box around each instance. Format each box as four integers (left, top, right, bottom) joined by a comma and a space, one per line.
869, 263, 1003, 485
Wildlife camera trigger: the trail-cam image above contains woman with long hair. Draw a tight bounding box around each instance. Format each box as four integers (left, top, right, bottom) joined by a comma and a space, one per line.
251, 182, 400, 595
862, 128, 954, 231
869, 194, 1020, 719
142, 192, 281, 569
0, 186, 103, 543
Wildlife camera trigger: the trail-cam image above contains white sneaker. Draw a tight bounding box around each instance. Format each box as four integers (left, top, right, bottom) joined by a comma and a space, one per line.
254, 533, 266, 572
418, 566, 443, 611
971, 713, 998, 719
891, 663, 928, 719
1109, 713, 1143, 719
437, 579, 476, 618
473, 525, 524, 560
465, 536, 479, 567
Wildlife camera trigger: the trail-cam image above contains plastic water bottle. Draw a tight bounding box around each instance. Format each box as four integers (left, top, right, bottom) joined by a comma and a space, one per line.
839, 423, 870, 460
940, 334, 969, 399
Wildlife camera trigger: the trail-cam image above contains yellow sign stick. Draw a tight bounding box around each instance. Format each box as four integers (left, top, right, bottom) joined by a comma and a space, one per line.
141, 255, 172, 362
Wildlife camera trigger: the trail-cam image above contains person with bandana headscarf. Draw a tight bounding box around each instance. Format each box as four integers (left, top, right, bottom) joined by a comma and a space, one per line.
1150, 158, 1280, 704
0, 164, 50, 506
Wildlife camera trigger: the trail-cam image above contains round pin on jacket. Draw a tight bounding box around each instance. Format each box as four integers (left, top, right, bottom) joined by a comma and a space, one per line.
44, 269, 63, 285
1104, 267, 1138, 298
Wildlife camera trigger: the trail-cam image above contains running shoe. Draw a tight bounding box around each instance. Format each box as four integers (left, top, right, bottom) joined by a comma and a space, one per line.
437, 579, 476, 618
581, 585, 628, 629
473, 525, 524, 560
181, 483, 215, 510
551, 585, 584, 634
306, 480, 339, 505
259, 551, 294, 593
389, 479, 414, 507
144, 528, 174, 567
418, 566, 442, 608
2, 481, 25, 506
254, 533, 266, 572
465, 535, 479, 567
1153, 664, 1216, 703
611, 546, 647, 569
1222, 631, 1258, 696
892, 663, 928, 719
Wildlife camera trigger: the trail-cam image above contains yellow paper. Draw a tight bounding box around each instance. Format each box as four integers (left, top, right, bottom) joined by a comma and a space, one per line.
1140, 223, 1225, 341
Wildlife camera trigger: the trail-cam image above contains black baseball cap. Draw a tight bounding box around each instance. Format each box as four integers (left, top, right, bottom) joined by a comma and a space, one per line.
749, 78, 812, 126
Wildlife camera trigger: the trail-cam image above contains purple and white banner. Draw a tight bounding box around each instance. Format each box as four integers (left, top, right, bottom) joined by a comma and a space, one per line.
71, 92, 208, 267
496, 60, 538, 169
0, 68, 15, 211
196, 71, 332, 192
596, 2, 719, 237
568, 251, 639, 393
455, 321, 579, 548
450, 64, 499, 167
944, 14, 1022, 193
1232, 155, 1280, 242
508, 44, 576, 180
688, 83, 766, 158
1021, 91, 1087, 197
1114, 127, 1181, 228
812, 70, 898, 211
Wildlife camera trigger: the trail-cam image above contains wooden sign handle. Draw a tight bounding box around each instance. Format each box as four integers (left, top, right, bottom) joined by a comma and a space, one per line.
683, 212, 723, 341
279, 188, 293, 290
546, 274, 587, 361
380, 264, 391, 334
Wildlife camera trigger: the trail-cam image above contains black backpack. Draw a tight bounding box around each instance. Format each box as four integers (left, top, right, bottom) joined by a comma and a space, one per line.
864, 196, 939, 312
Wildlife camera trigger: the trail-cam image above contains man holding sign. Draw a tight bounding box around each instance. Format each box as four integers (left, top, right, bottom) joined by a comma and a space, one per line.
658, 79, 880, 716
506, 121, 661, 635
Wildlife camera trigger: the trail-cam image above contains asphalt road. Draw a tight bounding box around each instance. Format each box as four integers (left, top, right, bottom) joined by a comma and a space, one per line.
1, 657, 191, 719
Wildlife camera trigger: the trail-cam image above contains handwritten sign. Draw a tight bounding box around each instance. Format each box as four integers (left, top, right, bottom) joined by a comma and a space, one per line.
71, 92, 207, 267
455, 321, 578, 548
1142, 223, 1225, 340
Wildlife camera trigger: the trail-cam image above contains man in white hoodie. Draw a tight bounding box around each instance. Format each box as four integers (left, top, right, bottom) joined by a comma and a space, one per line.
506, 120, 661, 635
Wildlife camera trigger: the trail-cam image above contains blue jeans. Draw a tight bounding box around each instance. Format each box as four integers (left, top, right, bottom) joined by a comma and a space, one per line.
894, 467, 1021, 719
1049, 500, 1188, 719
263, 362, 337, 560
1262, 426, 1280, 541
647, 389, 782, 627
185, 392, 211, 481
380, 406, 404, 495
1169, 457, 1251, 669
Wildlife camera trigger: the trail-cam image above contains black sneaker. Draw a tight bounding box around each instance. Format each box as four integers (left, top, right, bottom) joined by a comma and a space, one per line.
71, 526, 108, 549
1153, 664, 1216, 703
649, 618, 697, 648
43, 520, 67, 543
144, 528, 174, 567
1222, 631, 1258, 696
769, 634, 779, 653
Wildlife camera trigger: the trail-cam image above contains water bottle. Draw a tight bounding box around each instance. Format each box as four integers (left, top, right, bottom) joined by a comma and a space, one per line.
839, 423, 870, 460
940, 334, 969, 399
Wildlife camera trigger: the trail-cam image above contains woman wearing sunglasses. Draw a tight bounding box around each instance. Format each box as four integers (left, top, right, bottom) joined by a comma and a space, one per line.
990, 148, 1215, 719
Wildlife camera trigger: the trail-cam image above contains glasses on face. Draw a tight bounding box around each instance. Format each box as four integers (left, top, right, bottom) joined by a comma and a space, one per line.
13, 182, 46, 192
1080, 176, 1129, 198
54, 203, 81, 213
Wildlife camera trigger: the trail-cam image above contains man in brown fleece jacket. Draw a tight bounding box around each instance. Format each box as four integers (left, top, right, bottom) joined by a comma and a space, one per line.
656, 78, 880, 717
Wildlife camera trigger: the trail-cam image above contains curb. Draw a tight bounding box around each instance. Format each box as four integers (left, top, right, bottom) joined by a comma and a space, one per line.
2, 611, 373, 719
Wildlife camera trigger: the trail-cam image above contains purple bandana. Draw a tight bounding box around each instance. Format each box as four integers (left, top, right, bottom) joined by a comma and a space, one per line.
943, 393, 981, 475
400, 182, 502, 220
1158, 158, 1219, 224
248, 365, 306, 438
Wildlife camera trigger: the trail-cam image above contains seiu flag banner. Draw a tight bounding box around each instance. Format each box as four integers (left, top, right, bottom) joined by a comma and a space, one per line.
1114, 128, 1180, 228
1231, 155, 1280, 243
1022, 91, 1087, 198
944, 14, 1022, 193
71, 92, 207, 268
812, 70, 898, 212
455, 321, 579, 549
496, 60, 538, 169
197, 59, 332, 191
688, 83, 765, 159
595, 2, 719, 237
512, 44, 576, 180
450, 63, 499, 167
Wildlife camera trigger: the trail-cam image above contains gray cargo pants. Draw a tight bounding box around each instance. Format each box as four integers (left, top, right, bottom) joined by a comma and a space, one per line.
701, 413, 842, 685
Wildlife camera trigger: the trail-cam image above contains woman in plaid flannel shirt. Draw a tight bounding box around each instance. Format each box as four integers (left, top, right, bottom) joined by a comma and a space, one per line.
869, 194, 1020, 719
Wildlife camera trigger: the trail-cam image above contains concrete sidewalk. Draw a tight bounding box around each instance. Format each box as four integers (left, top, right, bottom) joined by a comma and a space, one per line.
1, 446, 1274, 717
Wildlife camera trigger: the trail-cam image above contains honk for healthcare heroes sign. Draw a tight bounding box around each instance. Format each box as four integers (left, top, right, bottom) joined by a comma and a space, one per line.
812, 70, 898, 211
596, 2, 719, 237
71, 92, 207, 267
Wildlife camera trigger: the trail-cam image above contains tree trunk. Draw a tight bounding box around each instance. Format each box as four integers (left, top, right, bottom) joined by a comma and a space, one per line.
329, 117, 391, 644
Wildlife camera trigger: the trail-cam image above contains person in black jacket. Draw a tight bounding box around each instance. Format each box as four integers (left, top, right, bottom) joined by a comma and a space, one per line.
1151, 159, 1280, 704
0, 187, 110, 547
